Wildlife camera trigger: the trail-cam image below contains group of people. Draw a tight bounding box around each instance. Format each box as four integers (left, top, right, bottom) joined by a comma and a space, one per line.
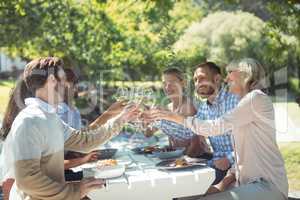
0, 56, 288, 200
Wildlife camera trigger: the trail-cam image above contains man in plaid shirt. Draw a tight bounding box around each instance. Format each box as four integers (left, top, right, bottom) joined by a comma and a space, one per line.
193, 62, 239, 185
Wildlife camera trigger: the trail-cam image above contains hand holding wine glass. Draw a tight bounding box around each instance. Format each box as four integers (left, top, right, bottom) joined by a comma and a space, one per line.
105, 100, 128, 117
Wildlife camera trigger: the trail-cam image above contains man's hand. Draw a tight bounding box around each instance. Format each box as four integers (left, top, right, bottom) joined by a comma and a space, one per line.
80, 178, 105, 198
214, 157, 230, 171
105, 100, 128, 117
142, 108, 184, 125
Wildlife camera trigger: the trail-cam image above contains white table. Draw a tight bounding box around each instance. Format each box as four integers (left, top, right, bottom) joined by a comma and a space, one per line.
82, 150, 215, 200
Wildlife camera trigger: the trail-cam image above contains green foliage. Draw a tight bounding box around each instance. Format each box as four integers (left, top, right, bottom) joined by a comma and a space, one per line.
289, 78, 300, 95
279, 142, 300, 191
0, 0, 203, 81
173, 11, 299, 76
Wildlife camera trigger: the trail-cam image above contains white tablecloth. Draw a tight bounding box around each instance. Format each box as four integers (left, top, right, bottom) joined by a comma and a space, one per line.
81, 150, 215, 200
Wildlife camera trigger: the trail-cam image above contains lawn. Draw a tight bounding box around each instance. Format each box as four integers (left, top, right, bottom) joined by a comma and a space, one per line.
279, 142, 300, 192
0, 80, 15, 115
0, 80, 300, 191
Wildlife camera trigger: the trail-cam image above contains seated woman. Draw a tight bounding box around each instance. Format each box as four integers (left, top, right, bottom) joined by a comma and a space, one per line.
145, 58, 288, 200
145, 68, 210, 158
57, 68, 126, 182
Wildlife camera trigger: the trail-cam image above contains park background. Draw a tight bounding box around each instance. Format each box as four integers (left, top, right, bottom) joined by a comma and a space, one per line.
0, 0, 300, 195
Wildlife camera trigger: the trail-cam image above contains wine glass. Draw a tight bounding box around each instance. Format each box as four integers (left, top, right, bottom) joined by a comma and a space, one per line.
115, 87, 129, 101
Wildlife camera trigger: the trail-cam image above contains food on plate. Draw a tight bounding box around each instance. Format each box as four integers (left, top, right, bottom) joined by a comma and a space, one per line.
172, 159, 189, 167
96, 159, 117, 169
143, 146, 159, 153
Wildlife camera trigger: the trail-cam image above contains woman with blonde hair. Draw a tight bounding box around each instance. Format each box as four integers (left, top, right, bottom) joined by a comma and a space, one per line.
145, 58, 288, 200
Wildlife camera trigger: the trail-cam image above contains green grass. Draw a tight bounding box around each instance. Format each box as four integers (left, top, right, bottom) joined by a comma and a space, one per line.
289, 77, 300, 95
279, 142, 300, 191
0, 80, 15, 115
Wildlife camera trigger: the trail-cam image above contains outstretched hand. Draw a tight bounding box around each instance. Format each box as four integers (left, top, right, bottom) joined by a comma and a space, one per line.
81, 151, 98, 163
142, 108, 178, 123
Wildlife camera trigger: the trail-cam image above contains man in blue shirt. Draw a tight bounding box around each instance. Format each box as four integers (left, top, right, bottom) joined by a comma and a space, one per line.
193, 62, 239, 185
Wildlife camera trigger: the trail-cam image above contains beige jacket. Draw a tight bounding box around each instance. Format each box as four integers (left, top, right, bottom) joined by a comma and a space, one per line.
184, 90, 288, 198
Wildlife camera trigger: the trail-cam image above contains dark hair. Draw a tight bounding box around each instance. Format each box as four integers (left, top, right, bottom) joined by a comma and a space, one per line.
24, 57, 64, 94
163, 67, 184, 81
64, 68, 78, 84
0, 79, 32, 140
195, 62, 221, 75
0, 57, 64, 141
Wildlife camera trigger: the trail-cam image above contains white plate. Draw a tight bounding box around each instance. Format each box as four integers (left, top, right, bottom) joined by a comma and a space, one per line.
92, 165, 125, 179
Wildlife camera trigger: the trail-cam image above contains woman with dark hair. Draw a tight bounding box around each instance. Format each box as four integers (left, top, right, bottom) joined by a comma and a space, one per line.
57, 68, 97, 181
58, 68, 82, 129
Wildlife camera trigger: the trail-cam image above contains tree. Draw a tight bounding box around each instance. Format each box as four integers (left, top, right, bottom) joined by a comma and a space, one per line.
173, 11, 299, 94
0, 0, 203, 81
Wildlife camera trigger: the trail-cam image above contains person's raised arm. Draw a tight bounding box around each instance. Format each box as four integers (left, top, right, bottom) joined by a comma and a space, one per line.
89, 101, 127, 129
64, 104, 140, 153
146, 91, 269, 137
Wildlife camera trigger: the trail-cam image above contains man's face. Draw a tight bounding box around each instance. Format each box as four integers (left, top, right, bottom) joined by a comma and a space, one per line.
52, 68, 67, 104
193, 67, 218, 98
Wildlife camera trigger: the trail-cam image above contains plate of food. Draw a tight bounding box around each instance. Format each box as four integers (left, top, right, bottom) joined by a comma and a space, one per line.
131, 145, 160, 154
156, 158, 206, 170
152, 147, 185, 159
92, 159, 125, 179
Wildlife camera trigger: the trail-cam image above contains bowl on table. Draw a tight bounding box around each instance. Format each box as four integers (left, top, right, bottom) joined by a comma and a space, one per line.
93, 148, 118, 160
152, 147, 185, 159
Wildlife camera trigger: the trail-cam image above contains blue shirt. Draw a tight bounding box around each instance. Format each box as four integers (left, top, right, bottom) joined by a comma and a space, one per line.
56, 102, 82, 130
196, 86, 239, 166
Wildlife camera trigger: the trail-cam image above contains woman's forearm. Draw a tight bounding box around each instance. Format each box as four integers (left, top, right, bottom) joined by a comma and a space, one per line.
89, 111, 114, 129
64, 158, 86, 169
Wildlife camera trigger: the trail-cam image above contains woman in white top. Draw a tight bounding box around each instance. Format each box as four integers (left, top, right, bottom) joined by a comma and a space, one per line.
144, 58, 288, 200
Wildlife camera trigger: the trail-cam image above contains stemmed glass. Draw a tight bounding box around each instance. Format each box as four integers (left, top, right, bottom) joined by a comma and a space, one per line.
114, 86, 159, 133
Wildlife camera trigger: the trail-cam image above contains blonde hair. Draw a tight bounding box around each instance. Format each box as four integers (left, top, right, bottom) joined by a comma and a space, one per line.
227, 58, 267, 91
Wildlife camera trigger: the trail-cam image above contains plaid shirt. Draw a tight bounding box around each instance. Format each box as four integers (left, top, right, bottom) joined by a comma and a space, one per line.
156, 119, 195, 141
196, 86, 239, 166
